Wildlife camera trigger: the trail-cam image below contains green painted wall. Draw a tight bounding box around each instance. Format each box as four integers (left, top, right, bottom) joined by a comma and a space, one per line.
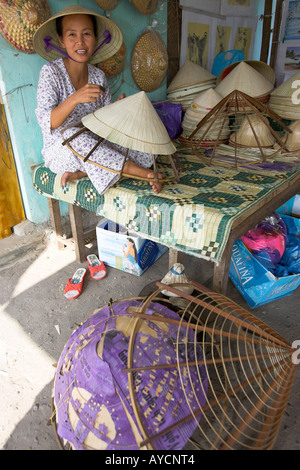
0, 0, 168, 224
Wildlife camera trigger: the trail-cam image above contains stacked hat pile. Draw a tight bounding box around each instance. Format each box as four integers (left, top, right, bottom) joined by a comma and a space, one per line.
268, 70, 300, 120
167, 60, 216, 111
179, 88, 231, 145
215, 61, 275, 108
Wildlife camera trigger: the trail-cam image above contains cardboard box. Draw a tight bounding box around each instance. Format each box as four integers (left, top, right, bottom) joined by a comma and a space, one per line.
229, 213, 300, 308
277, 195, 300, 217
96, 219, 168, 276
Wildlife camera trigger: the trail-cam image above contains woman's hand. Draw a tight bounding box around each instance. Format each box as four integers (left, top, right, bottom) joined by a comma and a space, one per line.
50, 84, 104, 129
115, 93, 126, 102
73, 84, 104, 105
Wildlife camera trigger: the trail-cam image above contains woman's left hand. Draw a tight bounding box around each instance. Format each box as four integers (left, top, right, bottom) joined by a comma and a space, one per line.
115, 93, 126, 101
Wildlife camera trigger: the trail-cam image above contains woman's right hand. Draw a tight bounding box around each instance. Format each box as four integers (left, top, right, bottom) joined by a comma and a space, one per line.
51, 84, 104, 129
73, 84, 104, 104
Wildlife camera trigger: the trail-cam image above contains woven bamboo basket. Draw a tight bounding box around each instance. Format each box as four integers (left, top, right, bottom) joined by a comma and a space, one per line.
131, 30, 168, 92
98, 41, 126, 77
94, 0, 120, 10
50, 280, 296, 450
131, 0, 158, 14
0, 0, 51, 53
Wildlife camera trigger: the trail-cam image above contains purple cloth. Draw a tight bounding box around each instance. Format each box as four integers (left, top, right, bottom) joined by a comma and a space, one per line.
54, 300, 208, 450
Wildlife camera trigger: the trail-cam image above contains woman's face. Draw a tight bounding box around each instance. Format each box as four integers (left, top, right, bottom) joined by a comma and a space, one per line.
58, 14, 96, 63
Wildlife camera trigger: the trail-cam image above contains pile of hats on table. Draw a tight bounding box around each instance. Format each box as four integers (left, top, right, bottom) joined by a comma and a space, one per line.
174, 60, 279, 149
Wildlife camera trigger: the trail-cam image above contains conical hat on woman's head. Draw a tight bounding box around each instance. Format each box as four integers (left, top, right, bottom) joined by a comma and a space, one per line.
215, 62, 274, 98
82, 91, 176, 155
167, 60, 216, 92
33, 4, 123, 64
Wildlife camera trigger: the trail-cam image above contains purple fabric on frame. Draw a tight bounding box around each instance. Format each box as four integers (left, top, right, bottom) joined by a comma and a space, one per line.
54, 300, 208, 450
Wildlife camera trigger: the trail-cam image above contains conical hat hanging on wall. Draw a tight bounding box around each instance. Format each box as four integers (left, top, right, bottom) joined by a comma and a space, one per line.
215, 61, 274, 98
94, 0, 120, 10
131, 30, 168, 92
82, 91, 176, 155
167, 60, 216, 93
0, 0, 51, 53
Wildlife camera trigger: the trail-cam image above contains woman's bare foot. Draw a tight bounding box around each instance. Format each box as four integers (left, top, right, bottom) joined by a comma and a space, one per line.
147, 171, 164, 194
123, 160, 164, 194
61, 170, 87, 187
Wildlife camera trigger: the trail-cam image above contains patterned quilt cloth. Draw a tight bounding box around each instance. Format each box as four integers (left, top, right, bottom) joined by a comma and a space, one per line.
32, 150, 300, 264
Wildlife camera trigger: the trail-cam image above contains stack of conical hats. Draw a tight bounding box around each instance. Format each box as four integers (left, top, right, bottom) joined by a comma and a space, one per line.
215, 61, 274, 106
179, 88, 230, 144
167, 60, 216, 111
229, 114, 276, 148
268, 71, 300, 120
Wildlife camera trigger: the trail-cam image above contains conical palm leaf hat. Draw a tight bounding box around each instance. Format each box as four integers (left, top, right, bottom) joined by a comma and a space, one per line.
229, 114, 276, 148
82, 91, 176, 155
283, 120, 300, 151
191, 88, 223, 112
33, 5, 123, 64
271, 70, 300, 98
167, 60, 216, 93
215, 61, 274, 98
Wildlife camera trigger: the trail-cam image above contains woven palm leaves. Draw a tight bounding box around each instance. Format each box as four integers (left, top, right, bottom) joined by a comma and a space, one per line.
167, 60, 216, 111
269, 70, 300, 120
51, 281, 296, 450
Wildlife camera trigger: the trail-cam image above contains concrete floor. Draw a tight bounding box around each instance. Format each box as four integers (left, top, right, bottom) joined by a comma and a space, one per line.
0, 218, 299, 451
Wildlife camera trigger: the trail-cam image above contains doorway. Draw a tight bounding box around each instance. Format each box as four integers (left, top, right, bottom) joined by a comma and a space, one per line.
0, 102, 25, 239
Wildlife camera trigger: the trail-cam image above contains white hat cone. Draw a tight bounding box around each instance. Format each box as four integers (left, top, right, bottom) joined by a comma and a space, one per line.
167, 60, 216, 93
160, 263, 194, 297
215, 62, 274, 98
82, 91, 176, 155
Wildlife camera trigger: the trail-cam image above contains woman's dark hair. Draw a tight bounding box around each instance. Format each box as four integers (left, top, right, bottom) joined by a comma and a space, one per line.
127, 238, 137, 261
56, 14, 98, 37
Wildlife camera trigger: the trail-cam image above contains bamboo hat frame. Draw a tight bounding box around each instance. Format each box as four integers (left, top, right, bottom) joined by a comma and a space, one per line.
61, 91, 180, 183
184, 90, 291, 167
51, 280, 296, 450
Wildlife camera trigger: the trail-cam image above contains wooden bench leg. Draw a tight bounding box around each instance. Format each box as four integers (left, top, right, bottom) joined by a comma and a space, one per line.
47, 198, 65, 250
68, 203, 86, 263
169, 248, 184, 269
212, 238, 235, 295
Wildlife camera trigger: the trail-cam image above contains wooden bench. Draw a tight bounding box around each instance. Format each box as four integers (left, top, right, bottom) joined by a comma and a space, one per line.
33, 151, 300, 294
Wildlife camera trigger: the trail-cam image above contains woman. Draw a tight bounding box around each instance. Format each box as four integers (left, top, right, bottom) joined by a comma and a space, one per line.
34, 5, 163, 194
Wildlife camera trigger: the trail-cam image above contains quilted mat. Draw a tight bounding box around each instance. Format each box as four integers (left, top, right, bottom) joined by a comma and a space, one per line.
32, 151, 300, 264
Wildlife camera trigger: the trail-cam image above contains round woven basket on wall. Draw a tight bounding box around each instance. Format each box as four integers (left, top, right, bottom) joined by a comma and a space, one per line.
131, 30, 168, 92
93, 0, 120, 10
0, 0, 51, 53
99, 41, 126, 77
132, 0, 158, 14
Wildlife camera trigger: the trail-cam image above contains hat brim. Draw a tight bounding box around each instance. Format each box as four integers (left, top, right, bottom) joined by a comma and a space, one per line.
33, 5, 123, 64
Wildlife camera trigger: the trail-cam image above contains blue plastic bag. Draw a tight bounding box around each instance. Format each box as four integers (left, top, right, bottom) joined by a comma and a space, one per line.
153, 101, 182, 139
